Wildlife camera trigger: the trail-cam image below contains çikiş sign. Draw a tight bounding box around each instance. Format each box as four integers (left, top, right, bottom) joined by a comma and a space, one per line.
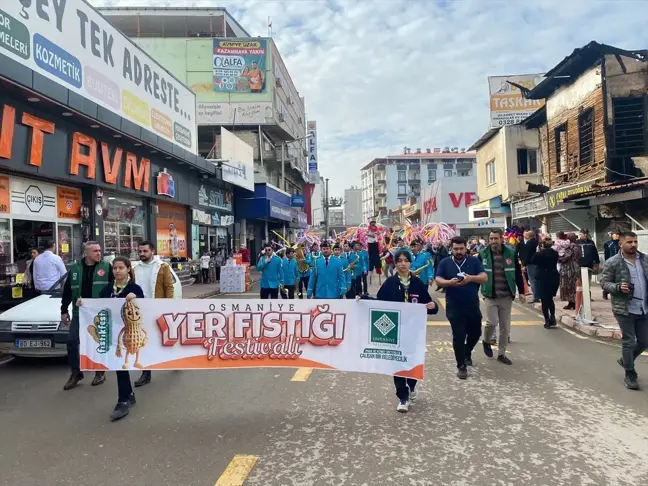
0, 3, 197, 153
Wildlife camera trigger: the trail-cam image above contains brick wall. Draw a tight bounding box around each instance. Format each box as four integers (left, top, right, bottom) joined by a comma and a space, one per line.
546, 88, 606, 187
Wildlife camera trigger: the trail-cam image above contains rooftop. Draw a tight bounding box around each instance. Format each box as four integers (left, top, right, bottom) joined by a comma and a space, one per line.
361, 150, 476, 171
468, 128, 501, 152
98, 6, 250, 38
526, 41, 648, 100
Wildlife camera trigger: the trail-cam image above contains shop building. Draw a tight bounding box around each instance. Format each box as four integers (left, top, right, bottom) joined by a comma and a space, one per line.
0, 1, 225, 305
513, 42, 648, 244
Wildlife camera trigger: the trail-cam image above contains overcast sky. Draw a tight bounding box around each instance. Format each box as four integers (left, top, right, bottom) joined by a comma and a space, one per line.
94, 0, 648, 197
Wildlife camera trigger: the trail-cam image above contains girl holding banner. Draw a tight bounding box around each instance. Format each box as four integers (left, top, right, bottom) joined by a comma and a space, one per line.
358, 250, 438, 413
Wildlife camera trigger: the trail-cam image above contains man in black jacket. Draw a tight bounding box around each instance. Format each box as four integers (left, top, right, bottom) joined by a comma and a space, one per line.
602, 231, 620, 300
517, 230, 538, 302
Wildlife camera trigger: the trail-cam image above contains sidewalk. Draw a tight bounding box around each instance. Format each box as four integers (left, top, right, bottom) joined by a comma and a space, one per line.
528, 281, 622, 341
182, 267, 262, 299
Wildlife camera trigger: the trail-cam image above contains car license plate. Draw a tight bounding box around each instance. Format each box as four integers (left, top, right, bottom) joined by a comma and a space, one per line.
15, 339, 52, 348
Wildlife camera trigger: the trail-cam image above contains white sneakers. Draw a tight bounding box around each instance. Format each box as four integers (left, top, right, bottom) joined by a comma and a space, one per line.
409, 387, 419, 401
397, 400, 410, 412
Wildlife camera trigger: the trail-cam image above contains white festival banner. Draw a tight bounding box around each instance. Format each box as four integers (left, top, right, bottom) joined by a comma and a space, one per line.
79, 299, 427, 379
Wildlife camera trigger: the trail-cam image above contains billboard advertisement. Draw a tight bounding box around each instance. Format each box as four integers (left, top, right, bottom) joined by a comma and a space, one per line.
307, 120, 318, 173
421, 178, 478, 227
212, 39, 267, 93
196, 102, 273, 126
220, 127, 254, 192
488, 74, 545, 128
0, 1, 197, 153
156, 201, 187, 258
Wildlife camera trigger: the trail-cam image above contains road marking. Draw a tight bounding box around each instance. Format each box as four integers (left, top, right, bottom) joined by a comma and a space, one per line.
436, 297, 445, 309
428, 320, 543, 327
560, 327, 589, 340
511, 307, 524, 316
215, 455, 258, 486
291, 368, 313, 381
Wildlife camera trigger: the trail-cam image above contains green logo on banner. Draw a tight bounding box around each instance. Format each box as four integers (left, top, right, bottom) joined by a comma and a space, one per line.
0, 9, 31, 60
370, 309, 400, 346
88, 309, 112, 354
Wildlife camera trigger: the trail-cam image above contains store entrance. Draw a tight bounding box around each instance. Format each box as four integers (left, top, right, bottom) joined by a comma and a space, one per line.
13, 220, 54, 270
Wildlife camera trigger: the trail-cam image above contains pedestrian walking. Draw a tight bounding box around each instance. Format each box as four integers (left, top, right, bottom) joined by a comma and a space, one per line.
381, 248, 395, 277
603, 231, 621, 300
257, 243, 283, 299
599, 231, 648, 390
350, 241, 366, 297
132, 241, 175, 388
307, 242, 346, 299
559, 233, 581, 310
479, 229, 525, 365
200, 249, 211, 283
281, 248, 298, 299
518, 230, 539, 302
78, 257, 144, 421
530, 237, 560, 329
357, 249, 438, 412
60, 241, 112, 390
33, 240, 67, 292
435, 236, 487, 379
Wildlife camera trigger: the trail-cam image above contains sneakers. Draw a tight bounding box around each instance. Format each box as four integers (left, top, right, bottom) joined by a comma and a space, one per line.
63, 372, 84, 391
397, 399, 410, 413
497, 355, 513, 365
483, 341, 494, 358
409, 386, 419, 401
624, 371, 640, 390
457, 366, 468, 380
110, 394, 136, 421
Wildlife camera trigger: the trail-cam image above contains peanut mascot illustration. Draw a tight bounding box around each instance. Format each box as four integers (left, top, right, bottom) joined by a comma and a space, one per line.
87, 316, 102, 343
115, 299, 148, 370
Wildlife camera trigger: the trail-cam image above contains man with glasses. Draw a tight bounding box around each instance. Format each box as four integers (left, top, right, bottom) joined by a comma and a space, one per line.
257, 243, 283, 299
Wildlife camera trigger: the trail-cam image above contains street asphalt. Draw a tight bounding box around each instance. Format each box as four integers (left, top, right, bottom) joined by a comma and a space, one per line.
1, 287, 648, 486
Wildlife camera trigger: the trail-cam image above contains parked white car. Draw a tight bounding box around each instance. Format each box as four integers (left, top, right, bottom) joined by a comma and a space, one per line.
0, 259, 182, 358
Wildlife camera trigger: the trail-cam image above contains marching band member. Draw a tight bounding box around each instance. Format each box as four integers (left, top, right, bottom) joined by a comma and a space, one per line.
281, 248, 299, 299
307, 242, 347, 299
358, 250, 438, 413
256, 243, 284, 299
296, 244, 311, 299
410, 239, 431, 286
333, 244, 352, 295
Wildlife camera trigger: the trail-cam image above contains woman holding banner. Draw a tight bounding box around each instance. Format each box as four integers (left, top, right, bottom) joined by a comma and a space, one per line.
79, 257, 144, 422
358, 250, 438, 413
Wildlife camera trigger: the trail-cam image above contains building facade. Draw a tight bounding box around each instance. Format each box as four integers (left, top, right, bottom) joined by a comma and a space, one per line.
360, 148, 476, 223
343, 187, 362, 226
100, 7, 311, 255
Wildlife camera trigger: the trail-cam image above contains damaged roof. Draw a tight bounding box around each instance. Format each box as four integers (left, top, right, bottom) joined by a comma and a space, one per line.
526, 41, 648, 100
522, 106, 547, 129
563, 177, 648, 201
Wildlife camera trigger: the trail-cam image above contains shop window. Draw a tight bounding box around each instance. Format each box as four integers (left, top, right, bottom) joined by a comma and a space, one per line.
578, 108, 594, 165
103, 195, 146, 260
486, 160, 496, 185
613, 97, 645, 157
555, 124, 568, 173
517, 149, 538, 175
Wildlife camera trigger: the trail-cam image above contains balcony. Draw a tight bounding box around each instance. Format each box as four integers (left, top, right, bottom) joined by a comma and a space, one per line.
376, 164, 386, 171
375, 171, 387, 183
409, 173, 421, 183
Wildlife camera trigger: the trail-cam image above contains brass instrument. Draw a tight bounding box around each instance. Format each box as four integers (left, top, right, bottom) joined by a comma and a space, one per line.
295, 246, 310, 273
413, 262, 431, 276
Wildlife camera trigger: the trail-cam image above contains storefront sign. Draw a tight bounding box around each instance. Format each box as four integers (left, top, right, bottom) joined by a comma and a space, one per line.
512, 195, 547, 220
269, 202, 292, 221
197, 185, 233, 212
212, 39, 267, 93
545, 180, 597, 212
79, 298, 426, 378
307, 121, 318, 173
56, 187, 82, 220
211, 213, 221, 226
192, 208, 211, 225
421, 178, 479, 226
220, 127, 254, 191
221, 215, 234, 226
156, 201, 187, 258
291, 194, 305, 207
298, 212, 308, 227
0, 175, 9, 213
10, 177, 56, 218
196, 102, 273, 126
449, 192, 477, 208
156, 169, 175, 198
0, 2, 197, 153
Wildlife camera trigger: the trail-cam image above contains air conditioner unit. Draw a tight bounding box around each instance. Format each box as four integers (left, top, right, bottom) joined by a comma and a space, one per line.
275, 78, 282, 88
278, 113, 285, 122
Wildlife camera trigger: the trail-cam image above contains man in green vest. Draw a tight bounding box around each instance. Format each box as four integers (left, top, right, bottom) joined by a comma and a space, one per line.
60, 241, 113, 390
478, 229, 525, 365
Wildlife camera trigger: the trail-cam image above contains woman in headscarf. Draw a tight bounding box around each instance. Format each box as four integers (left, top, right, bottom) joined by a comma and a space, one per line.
558, 232, 581, 310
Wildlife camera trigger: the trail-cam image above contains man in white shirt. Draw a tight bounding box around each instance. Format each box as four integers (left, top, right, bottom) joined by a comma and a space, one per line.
133, 240, 175, 387
200, 250, 211, 283
32, 240, 67, 291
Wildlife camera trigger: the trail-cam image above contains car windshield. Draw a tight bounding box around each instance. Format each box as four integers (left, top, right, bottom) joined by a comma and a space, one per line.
44, 272, 68, 296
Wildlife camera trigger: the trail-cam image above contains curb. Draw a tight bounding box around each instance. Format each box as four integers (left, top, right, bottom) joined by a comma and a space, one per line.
525, 300, 622, 342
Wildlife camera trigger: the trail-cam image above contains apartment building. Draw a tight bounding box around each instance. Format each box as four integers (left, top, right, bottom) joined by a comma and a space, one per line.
344, 187, 363, 226
361, 148, 476, 222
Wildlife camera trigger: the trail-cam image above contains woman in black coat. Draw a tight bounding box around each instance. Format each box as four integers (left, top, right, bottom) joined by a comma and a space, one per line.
358, 249, 438, 413
530, 237, 560, 328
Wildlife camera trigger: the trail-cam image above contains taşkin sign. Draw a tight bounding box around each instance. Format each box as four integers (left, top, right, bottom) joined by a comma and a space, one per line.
0, 0, 197, 153
79, 299, 427, 378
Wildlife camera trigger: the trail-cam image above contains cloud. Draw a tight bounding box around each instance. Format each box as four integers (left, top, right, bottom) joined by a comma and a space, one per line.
94, 0, 648, 197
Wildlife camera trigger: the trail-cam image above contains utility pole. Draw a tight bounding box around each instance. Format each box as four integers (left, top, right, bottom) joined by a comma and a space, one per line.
324, 178, 330, 237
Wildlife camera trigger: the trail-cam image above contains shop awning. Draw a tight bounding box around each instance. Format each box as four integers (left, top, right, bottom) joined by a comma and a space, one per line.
236, 197, 292, 222
563, 177, 648, 205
